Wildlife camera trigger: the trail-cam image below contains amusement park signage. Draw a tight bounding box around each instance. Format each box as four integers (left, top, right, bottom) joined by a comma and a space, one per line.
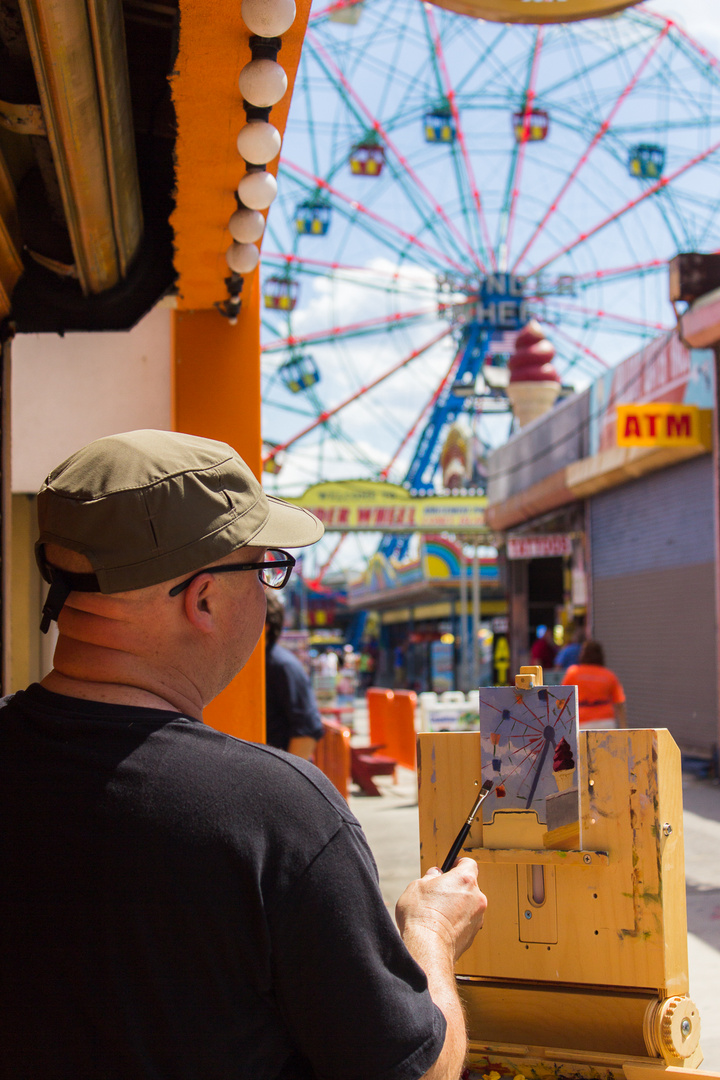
289, 480, 487, 534
428, 0, 641, 25
440, 272, 576, 329
507, 534, 573, 559
477, 273, 529, 330
616, 404, 713, 449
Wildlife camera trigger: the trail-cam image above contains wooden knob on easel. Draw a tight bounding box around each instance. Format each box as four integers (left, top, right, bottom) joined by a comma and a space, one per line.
644, 996, 701, 1061
515, 665, 543, 689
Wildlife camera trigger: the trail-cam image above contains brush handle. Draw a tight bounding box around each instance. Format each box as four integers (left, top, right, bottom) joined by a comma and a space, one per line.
440, 786, 492, 873
441, 825, 472, 873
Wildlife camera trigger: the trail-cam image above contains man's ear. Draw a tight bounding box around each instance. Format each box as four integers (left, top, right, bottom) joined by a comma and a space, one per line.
182, 573, 217, 632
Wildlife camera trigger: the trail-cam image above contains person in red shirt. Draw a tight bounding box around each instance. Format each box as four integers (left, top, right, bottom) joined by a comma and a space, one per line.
530, 625, 558, 670
562, 640, 627, 728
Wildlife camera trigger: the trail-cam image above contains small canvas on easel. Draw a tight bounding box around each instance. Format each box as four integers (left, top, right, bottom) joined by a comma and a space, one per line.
478, 683, 581, 846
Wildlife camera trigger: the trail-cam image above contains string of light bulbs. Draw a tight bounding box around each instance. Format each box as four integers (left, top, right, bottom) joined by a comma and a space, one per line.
218, 0, 296, 322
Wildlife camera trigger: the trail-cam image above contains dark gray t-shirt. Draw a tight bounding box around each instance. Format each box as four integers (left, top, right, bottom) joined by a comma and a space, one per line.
0, 684, 444, 1080
265, 643, 324, 751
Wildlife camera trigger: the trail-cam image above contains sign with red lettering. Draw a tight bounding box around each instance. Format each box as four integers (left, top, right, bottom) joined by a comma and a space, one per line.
290, 480, 487, 533
590, 331, 714, 454
616, 404, 712, 448
506, 534, 572, 560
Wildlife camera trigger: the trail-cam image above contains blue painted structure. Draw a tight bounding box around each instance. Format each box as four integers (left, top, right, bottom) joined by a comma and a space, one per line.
379, 277, 528, 559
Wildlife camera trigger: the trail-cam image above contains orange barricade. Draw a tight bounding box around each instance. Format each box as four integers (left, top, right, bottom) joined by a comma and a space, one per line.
366, 687, 394, 747
387, 689, 417, 772
314, 719, 352, 801
366, 687, 417, 773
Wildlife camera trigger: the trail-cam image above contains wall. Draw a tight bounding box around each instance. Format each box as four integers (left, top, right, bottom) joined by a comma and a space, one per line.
11, 304, 172, 493
487, 388, 590, 505
590, 455, 717, 755
9, 493, 42, 691
8, 303, 172, 690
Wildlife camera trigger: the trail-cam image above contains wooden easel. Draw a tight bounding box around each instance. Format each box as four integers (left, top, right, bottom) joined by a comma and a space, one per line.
417, 668, 715, 1080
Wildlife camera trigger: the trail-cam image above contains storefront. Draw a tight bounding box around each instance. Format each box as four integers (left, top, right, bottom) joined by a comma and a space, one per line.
504, 523, 586, 667
346, 535, 507, 692
486, 329, 718, 758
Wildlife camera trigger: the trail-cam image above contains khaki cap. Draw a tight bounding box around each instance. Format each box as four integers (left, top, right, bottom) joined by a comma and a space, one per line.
36, 429, 323, 594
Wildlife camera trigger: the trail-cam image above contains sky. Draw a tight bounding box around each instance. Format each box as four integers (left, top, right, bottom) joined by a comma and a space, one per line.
647, 0, 720, 53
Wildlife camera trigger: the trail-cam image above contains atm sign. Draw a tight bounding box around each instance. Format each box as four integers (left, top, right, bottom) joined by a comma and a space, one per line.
616, 404, 710, 448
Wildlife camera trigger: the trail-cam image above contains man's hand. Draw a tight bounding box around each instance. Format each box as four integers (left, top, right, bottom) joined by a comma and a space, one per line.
396, 858, 486, 962
396, 860, 486, 1080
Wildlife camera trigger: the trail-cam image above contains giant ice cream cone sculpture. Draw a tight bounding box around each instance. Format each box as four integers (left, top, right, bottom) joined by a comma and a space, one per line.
507, 319, 561, 427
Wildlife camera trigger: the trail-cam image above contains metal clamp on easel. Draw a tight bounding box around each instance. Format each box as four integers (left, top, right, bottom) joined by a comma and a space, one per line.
417, 668, 707, 1080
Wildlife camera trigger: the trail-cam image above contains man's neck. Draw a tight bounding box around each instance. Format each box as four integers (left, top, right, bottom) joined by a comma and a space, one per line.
40, 669, 198, 715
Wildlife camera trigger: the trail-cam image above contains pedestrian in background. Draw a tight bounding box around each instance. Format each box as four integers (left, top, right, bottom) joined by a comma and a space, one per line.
530, 624, 558, 670
562, 640, 627, 728
265, 592, 324, 759
555, 622, 585, 670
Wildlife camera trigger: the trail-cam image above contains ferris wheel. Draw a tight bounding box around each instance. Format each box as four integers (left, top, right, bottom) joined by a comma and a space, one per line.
260, 0, 720, 558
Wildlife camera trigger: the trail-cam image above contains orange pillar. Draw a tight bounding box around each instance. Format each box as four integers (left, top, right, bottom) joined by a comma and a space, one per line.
172, 273, 265, 743
169, 0, 312, 743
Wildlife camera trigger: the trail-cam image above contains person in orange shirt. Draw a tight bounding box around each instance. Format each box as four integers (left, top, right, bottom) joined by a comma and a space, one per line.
562, 640, 627, 729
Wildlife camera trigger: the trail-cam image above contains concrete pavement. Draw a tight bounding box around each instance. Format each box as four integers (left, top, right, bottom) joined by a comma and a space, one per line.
347, 704, 720, 1071
683, 775, 720, 1070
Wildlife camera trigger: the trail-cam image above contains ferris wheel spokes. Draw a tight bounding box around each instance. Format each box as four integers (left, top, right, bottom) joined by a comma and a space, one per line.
261, 252, 441, 292
572, 258, 667, 285
262, 326, 453, 469
510, 22, 672, 274
420, 4, 497, 271
261, 303, 458, 355
545, 298, 672, 334
306, 30, 488, 273
281, 158, 471, 275
526, 137, 720, 279
541, 320, 611, 372
498, 26, 545, 271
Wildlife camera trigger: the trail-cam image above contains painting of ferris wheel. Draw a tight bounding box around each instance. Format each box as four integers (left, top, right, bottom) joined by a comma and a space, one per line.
478, 684, 580, 832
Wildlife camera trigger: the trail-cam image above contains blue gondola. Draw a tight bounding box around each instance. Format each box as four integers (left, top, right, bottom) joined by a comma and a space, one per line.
279, 354, 321, 394
628, 143, 665, 180
295, 199, 331, 236
423, 105, 456, 144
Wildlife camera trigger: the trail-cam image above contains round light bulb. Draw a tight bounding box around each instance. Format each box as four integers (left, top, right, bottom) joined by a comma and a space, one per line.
237, 121, 282, 165
226, 242, 260, 274
242, 0, 296, 36
238, 59, 287, 108
229, 207, 265, 243
237, 170, 277, 210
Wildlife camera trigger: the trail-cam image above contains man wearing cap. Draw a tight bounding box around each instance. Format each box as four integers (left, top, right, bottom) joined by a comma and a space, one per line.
0, 430, 486, 1080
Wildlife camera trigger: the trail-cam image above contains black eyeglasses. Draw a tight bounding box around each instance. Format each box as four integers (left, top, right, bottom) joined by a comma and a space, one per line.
168, 549, 296, 596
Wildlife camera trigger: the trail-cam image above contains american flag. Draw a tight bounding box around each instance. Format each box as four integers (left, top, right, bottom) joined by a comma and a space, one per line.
485, 331, 518, 357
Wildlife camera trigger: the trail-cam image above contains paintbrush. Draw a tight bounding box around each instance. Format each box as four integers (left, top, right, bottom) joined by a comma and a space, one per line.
441, 779, 494, 873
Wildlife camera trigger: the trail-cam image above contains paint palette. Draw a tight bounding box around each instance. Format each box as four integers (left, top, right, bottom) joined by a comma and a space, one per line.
478, 684, 580, 841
